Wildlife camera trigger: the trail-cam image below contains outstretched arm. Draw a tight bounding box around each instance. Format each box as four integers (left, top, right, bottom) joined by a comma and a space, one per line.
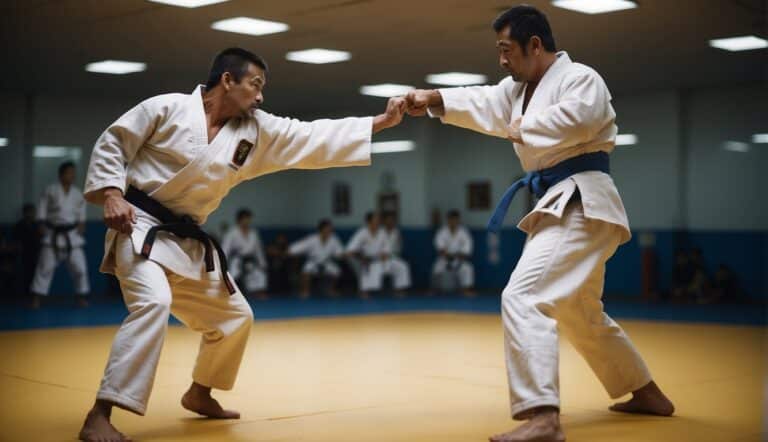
405, 77, 519, 138
243, 97, 407, 179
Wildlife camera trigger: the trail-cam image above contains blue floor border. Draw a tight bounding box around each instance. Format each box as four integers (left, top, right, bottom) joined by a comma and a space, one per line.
0, 293, 765, 331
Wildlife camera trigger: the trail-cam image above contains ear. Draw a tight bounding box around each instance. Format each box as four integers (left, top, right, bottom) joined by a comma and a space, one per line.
221, 71, 233, 91
530, 36, 543, 54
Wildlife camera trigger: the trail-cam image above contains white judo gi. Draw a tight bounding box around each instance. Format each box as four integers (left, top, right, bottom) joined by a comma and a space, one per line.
432, 52, 651, 417
289, 233, 344, 277
31, 182, 90, 296
221, 227, 267, 293
432, 225, 474, 289
85, 85, 373, 415
346, 227, 411, 291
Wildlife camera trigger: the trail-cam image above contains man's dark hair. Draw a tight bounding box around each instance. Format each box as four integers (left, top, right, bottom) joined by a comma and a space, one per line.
236, 208, 253, 221
447, 209, 461, 219
365, 211, 377, 223
205, 48, 268, 90
58, 161, 75, 177
318, 218, 332, 231
492, 5, 557, 54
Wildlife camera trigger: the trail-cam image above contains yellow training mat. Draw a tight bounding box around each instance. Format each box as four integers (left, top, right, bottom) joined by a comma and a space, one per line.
0, 313, 764, 441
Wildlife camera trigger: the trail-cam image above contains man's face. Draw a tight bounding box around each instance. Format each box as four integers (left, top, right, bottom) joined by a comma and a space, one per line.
496, 27, 534, 82
367, 215, 380, 230
23, 207, 35, 221
383, 215, 396, 229
59, 167, 76, 186
238, 215, 252, 230
320, 224, 333, 238
225, 63, 266, 117
447, 216, 460, 230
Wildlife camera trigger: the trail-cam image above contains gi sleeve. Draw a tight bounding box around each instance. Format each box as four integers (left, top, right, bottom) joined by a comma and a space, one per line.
435, 77, 518, 139
85, 101, 160, 197
242, 111, 373, 179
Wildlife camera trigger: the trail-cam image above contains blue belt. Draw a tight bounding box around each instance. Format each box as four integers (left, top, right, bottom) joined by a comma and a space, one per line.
487, 151, 610, 233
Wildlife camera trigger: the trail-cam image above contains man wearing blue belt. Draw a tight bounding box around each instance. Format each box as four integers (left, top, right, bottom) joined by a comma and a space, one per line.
406, 5, 673, 442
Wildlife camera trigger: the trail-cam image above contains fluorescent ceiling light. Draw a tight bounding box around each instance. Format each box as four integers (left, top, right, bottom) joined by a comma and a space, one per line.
426, 72, 487, 86
85, 60, 146, 75
722, 141, 750, 153
615, 134, 638, 146
34, 146, 82, 159
211, 17, 289, 36
709, 35, 768, 52
285, 48, 351, 64
147, 0, 229, 7
752, 133, 768, 143
360, 83, 414, 97
552, 0, 637, 14
0, 138, 7, 147
371, 140, 415, 154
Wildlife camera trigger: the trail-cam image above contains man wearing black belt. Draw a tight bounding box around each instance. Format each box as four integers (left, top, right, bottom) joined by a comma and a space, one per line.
30, 161, 90, 309
79, 47, 407, 442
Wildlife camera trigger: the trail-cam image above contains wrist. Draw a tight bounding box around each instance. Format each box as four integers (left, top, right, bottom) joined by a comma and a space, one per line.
103, 188, 123, 200
372, 114, 389, 134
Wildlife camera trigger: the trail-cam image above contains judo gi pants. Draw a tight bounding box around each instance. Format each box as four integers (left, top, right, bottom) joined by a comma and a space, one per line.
96, 235, 254, 415
360, 257, 411, 291
30, 246, 90, 295
502, 201, 652, 418
229, 258, 267, 293
432, 258, 474, 288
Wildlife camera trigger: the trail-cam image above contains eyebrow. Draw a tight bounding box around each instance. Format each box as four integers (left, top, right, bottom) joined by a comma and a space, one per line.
251, 76, 265, 86
496, 40, 511, 47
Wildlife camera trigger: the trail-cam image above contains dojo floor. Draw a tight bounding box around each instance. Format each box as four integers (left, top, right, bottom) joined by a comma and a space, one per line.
0, 313, 764, 442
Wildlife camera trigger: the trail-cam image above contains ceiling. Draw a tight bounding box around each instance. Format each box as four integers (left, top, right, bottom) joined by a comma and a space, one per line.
1, 0, 766, 115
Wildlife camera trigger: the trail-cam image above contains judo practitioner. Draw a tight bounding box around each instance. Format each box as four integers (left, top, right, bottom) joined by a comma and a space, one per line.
381, 211, 411, 298
432, 210, 475, 295
288, 218, 344, 298
346, 212, 411, 298
405, 6, 673, 442
221, 208, 267, 298
31, 161, 90, 308
79, 47, 407, 442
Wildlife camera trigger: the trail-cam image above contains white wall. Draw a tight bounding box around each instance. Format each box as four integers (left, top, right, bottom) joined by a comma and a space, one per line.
611, 91, 683, 229
685, 84, 768, 231
1, 82, 765, 232
0, 93, 27, 222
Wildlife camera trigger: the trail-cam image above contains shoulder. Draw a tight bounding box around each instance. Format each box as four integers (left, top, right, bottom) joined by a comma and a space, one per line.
562, 62, 607, 87
138, 92, 188, 116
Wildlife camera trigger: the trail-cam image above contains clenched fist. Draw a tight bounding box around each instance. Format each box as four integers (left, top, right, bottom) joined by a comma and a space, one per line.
405, 89, 444, 117
372, 96, 407, 133
103, 192, 136, 234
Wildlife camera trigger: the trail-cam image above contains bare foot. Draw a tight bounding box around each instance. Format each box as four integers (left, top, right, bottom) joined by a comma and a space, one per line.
181, 382, 240, 419
610, 381, 674, 416
462, 288, 478, 297
79, 402, 131, 442
490, 408, 564, 442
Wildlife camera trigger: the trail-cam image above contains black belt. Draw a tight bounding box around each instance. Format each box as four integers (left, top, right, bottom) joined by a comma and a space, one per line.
46, 222, 77, 258
231, 252, 258, 274
124, 186, 236, 295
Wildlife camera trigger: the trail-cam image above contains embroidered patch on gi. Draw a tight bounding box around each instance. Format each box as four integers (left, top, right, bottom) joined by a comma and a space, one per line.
230, 139, 254, 170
